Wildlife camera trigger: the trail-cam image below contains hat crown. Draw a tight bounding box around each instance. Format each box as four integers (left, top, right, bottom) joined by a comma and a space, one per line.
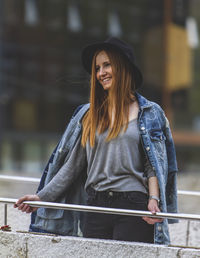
104, 37, 135, 62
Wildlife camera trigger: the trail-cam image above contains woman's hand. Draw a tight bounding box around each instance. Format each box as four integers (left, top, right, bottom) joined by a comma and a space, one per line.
142, 199, 163, 225
14, 194, 41, 213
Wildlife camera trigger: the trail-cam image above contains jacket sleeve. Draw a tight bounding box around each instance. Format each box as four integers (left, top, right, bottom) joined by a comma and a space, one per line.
164, 116, 178, 173
163, 114, 178, 220
35, 104, 87, 194
38, 135, 87, 202
144, 154, 156, 179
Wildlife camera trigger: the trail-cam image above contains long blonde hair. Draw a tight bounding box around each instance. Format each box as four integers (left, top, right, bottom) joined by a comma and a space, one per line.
81, 48, 136, 147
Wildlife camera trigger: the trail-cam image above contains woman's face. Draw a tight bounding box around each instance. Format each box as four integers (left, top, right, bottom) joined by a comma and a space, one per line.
95, 50, 113, 90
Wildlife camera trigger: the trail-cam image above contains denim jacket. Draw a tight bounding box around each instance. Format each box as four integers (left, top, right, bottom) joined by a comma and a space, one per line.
30, 93, 178, 245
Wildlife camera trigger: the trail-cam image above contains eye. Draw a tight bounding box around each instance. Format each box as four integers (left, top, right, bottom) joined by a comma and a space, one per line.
104, 62, 111, 67
96, 66, 100, 72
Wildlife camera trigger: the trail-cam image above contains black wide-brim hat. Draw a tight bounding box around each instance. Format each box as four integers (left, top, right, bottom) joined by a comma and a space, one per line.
81, 37, 143, 89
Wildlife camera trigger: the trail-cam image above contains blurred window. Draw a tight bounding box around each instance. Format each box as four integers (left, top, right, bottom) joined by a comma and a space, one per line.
0, 0, 199, 174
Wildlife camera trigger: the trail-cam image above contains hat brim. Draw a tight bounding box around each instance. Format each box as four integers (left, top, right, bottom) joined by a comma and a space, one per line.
81, 42, 143, 89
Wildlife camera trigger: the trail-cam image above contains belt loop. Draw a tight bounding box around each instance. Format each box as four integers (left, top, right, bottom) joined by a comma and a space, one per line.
93, 188, 97, 198
122, 192, 126, 198
89, 186, 96, 198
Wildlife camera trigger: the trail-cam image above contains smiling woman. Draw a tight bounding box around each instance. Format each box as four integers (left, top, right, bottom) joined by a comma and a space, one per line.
14, 37, 178, 246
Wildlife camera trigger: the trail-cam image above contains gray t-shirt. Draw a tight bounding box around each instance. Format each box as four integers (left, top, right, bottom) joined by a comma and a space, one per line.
38, 119, 155, 202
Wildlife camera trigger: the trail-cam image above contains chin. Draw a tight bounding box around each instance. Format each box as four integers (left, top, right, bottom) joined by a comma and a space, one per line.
102, 84, 112, 90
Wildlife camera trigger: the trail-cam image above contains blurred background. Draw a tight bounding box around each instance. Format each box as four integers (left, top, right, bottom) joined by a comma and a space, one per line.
0, 0, 200, 212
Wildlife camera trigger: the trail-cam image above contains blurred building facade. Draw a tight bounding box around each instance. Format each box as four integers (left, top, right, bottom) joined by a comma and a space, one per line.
0, 0, 199, 174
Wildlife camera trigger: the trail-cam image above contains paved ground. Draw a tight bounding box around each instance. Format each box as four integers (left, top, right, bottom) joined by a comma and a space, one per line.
177, 172, 200, 214
0, 172, 37, 232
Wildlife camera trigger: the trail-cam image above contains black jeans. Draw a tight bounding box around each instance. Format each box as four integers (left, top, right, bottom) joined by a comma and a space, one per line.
83, 188, 154, 243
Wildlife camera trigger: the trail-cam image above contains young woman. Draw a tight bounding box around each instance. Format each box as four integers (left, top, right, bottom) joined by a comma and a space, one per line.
14, 37, 178, 245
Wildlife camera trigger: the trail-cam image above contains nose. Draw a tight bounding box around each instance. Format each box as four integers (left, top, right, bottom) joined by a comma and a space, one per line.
99, 67, 106, 77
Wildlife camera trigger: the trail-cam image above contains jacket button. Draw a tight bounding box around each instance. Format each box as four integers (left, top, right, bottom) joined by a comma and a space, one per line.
146, 146, 150, 151
141, 126, 145, 131
157, 226, 162, 231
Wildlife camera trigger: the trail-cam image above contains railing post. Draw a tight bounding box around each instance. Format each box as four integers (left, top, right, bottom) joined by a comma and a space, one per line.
4, 204, 7, 225
186, 220, 190, 247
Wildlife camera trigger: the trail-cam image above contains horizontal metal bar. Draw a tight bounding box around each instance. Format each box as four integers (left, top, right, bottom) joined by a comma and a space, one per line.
1, 175, 200, 197
177, 190, 200, 197
1, 197, 200, 221
0, 175, 40, 183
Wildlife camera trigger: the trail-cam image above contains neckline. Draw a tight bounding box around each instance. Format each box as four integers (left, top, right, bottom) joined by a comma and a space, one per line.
128, 117, 137, 124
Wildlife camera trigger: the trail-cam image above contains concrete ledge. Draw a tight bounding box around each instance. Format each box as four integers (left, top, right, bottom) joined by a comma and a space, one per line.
1, 231, 200, 258
1, 204, 200, 249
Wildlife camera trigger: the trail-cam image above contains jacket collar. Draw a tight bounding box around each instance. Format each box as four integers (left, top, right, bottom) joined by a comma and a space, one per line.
135, 92, 153, 110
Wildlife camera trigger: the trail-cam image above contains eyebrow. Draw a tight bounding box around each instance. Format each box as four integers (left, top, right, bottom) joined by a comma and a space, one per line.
96, 60, 110, 67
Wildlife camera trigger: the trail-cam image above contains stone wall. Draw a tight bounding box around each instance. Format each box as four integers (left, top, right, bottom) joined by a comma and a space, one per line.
1, 231, 200, 258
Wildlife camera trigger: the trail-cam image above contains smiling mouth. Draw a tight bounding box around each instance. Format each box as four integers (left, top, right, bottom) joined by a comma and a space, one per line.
102, 78, 111, 83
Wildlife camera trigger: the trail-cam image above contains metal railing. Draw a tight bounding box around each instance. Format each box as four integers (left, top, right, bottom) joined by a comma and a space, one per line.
1, 174, 200, 228
1, 197, 200, 222
0, 175, 40, 183
177, 190, 200, 197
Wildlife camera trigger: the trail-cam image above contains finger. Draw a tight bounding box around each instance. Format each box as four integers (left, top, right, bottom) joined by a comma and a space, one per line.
142, 216, 163, 224
22, 204, 30, 212
143, 217, 156, 224
142, 216, 152, 223
17, 203, 25, 211
32, 207, 38, 212
16, 196, 28, 206
142, 217, 154, 224
18, 203, 27, 212
148, 205, 160, 213
26, 206, 32, 213
149, 218, 163, 223
153, 206, 161, 213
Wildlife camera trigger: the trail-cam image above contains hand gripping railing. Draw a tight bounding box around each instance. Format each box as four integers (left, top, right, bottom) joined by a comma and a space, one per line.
1, 197, 200, 225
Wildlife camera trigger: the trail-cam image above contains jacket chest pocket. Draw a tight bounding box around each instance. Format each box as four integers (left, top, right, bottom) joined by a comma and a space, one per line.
150, 129, 166, 160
